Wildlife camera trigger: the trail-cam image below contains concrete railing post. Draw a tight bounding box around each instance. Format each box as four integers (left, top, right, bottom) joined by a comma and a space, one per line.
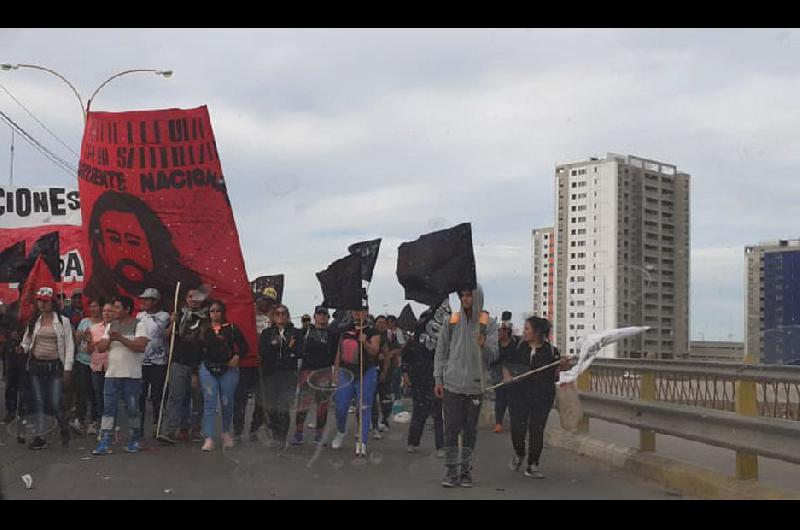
735, 353, 759, 480
639, 370, 656, 451
576, 371, 591, 433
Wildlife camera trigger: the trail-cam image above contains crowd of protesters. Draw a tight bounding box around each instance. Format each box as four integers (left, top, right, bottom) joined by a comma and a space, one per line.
0, 281, 567, 488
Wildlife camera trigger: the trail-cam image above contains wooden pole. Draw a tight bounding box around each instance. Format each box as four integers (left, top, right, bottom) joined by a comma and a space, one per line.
357, 314, 364, 456
156, 282, 181, 438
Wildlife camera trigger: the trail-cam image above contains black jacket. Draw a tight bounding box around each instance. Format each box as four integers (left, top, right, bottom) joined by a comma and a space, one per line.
203, 323, 249, 369
259, 324, 301, 374
297, 326, 336, 371
173, 312, 210, 369
501, 341, 560, 401
401, 322, 436, 383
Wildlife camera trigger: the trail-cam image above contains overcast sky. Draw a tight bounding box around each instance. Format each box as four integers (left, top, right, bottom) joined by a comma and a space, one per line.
2, 28, 799, 340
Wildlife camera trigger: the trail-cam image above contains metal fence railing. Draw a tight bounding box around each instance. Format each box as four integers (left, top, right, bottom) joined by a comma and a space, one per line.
571, 358, 800, 480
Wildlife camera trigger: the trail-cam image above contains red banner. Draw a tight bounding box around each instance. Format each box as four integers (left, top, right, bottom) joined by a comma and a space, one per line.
0, 225, 85, 304
77, 105, 257, 365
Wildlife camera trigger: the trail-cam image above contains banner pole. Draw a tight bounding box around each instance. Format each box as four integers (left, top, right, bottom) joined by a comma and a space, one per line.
357, 313, 364, 456
156, 281, 181, 439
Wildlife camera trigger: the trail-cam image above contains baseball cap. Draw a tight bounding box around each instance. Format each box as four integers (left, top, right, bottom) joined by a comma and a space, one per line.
257, 286, 278, 301
36, 287, 55, 301
314, 305, 329, 315
139, 288, 161, 300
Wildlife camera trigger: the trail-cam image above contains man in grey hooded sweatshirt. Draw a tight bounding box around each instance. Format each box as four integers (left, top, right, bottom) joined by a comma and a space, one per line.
434, 284, 499, 488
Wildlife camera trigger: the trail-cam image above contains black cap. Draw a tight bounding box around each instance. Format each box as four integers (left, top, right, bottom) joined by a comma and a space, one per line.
314, 305, 329, 315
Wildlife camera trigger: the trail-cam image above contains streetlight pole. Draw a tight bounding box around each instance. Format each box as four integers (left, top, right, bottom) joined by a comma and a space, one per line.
1, 64, 173, 123
1, 63, 86, 122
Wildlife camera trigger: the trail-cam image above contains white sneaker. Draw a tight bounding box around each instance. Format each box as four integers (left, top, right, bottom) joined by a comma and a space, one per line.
372, 429, 383, 440
435, 448, 447, 459
357, 442, 367, 457
407, 445, 419, 453
378, 423, 388, 432
332, 431, 346, 450
524, 465, 545, 479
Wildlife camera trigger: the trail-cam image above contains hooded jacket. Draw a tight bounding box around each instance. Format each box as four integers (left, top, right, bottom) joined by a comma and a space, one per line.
433, 284, 499, 395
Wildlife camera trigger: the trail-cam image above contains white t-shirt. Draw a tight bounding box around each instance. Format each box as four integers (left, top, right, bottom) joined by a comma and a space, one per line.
104, 319, 149, 379
136, 310, 170, 366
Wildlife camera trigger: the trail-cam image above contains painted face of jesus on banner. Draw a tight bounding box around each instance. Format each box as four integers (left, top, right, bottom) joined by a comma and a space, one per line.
77, 106, 257, 361
86, 190, 201, 300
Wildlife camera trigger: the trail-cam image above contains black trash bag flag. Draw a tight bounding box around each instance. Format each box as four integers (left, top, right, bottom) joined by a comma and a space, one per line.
397, 303, 417, 333
0, 240, 26, 282
348, 238, 381, 282
251, 274, 285, 304
316, 253, 365, 310
22, 231, 61, 281
396, 223, 476, 306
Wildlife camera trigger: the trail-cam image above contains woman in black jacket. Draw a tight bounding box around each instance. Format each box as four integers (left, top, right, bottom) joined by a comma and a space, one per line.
199, 300, 248, 452
259, 304, 300, 445
501, 316, 561, 478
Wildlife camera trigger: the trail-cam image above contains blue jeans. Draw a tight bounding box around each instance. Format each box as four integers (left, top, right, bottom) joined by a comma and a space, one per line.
199, 363, 239, 438
29, 369, 68, 436
162, 362, 202, 435
335, 366, 377, 444
101, 377, 142, 441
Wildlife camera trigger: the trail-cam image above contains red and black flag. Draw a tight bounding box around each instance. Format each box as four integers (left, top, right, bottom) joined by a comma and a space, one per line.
348, 238, 381, 282
23, 231, 61, 281
18, 255, 56, 324
0, 241, 26, 282
316, 253, 365, 310
396, 223, 476, 306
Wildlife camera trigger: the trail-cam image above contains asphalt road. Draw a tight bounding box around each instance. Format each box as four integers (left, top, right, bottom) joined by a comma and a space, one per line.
0, 410, 685, 500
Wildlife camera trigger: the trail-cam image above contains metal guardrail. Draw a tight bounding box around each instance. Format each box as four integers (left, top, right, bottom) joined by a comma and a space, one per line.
591, 358, 800, 384
580, 392, 800, 465
574, 358, 800, 480
588, 358, 800, 421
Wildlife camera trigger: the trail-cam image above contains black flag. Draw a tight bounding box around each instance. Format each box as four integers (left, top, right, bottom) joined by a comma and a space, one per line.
21, 232, 61, 281
348, 238, 381, 282
0, 241, 26, 282
397, 303, 417, 333
251, 274, 285, 303
316, 253, 365, 310
396, 223, 476, 306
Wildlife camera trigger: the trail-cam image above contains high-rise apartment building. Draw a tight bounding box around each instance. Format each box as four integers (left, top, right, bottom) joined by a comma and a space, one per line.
744, 239, 800, 364
547, 153, 690, 358
532, 227, 555, 328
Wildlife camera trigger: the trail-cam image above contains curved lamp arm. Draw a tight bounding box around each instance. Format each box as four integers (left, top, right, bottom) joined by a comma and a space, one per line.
1, 63, 86, 122
87, 69, 173, 113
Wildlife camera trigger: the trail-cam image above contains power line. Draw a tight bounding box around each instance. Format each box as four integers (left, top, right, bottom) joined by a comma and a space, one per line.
0, 81, 80, 159
8, 125, 14, 185
0, 109, 75, 174
0, 108, 76, 178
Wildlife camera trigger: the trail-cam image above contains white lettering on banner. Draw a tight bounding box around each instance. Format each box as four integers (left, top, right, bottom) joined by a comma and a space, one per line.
60, 250, 84, 283
0, 186, 81, 228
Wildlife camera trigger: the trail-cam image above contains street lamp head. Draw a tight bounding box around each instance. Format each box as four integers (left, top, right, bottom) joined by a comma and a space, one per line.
1, 63, 20, 71
156, 70, 173, 78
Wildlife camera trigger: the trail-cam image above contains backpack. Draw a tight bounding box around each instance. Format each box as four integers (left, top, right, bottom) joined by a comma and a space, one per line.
339, 330, 361, 365
448, 311, 491, 336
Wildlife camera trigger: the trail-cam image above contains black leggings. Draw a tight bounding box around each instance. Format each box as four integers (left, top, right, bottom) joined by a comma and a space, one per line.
407, 378, 443, 449
508, 392, 554, 467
